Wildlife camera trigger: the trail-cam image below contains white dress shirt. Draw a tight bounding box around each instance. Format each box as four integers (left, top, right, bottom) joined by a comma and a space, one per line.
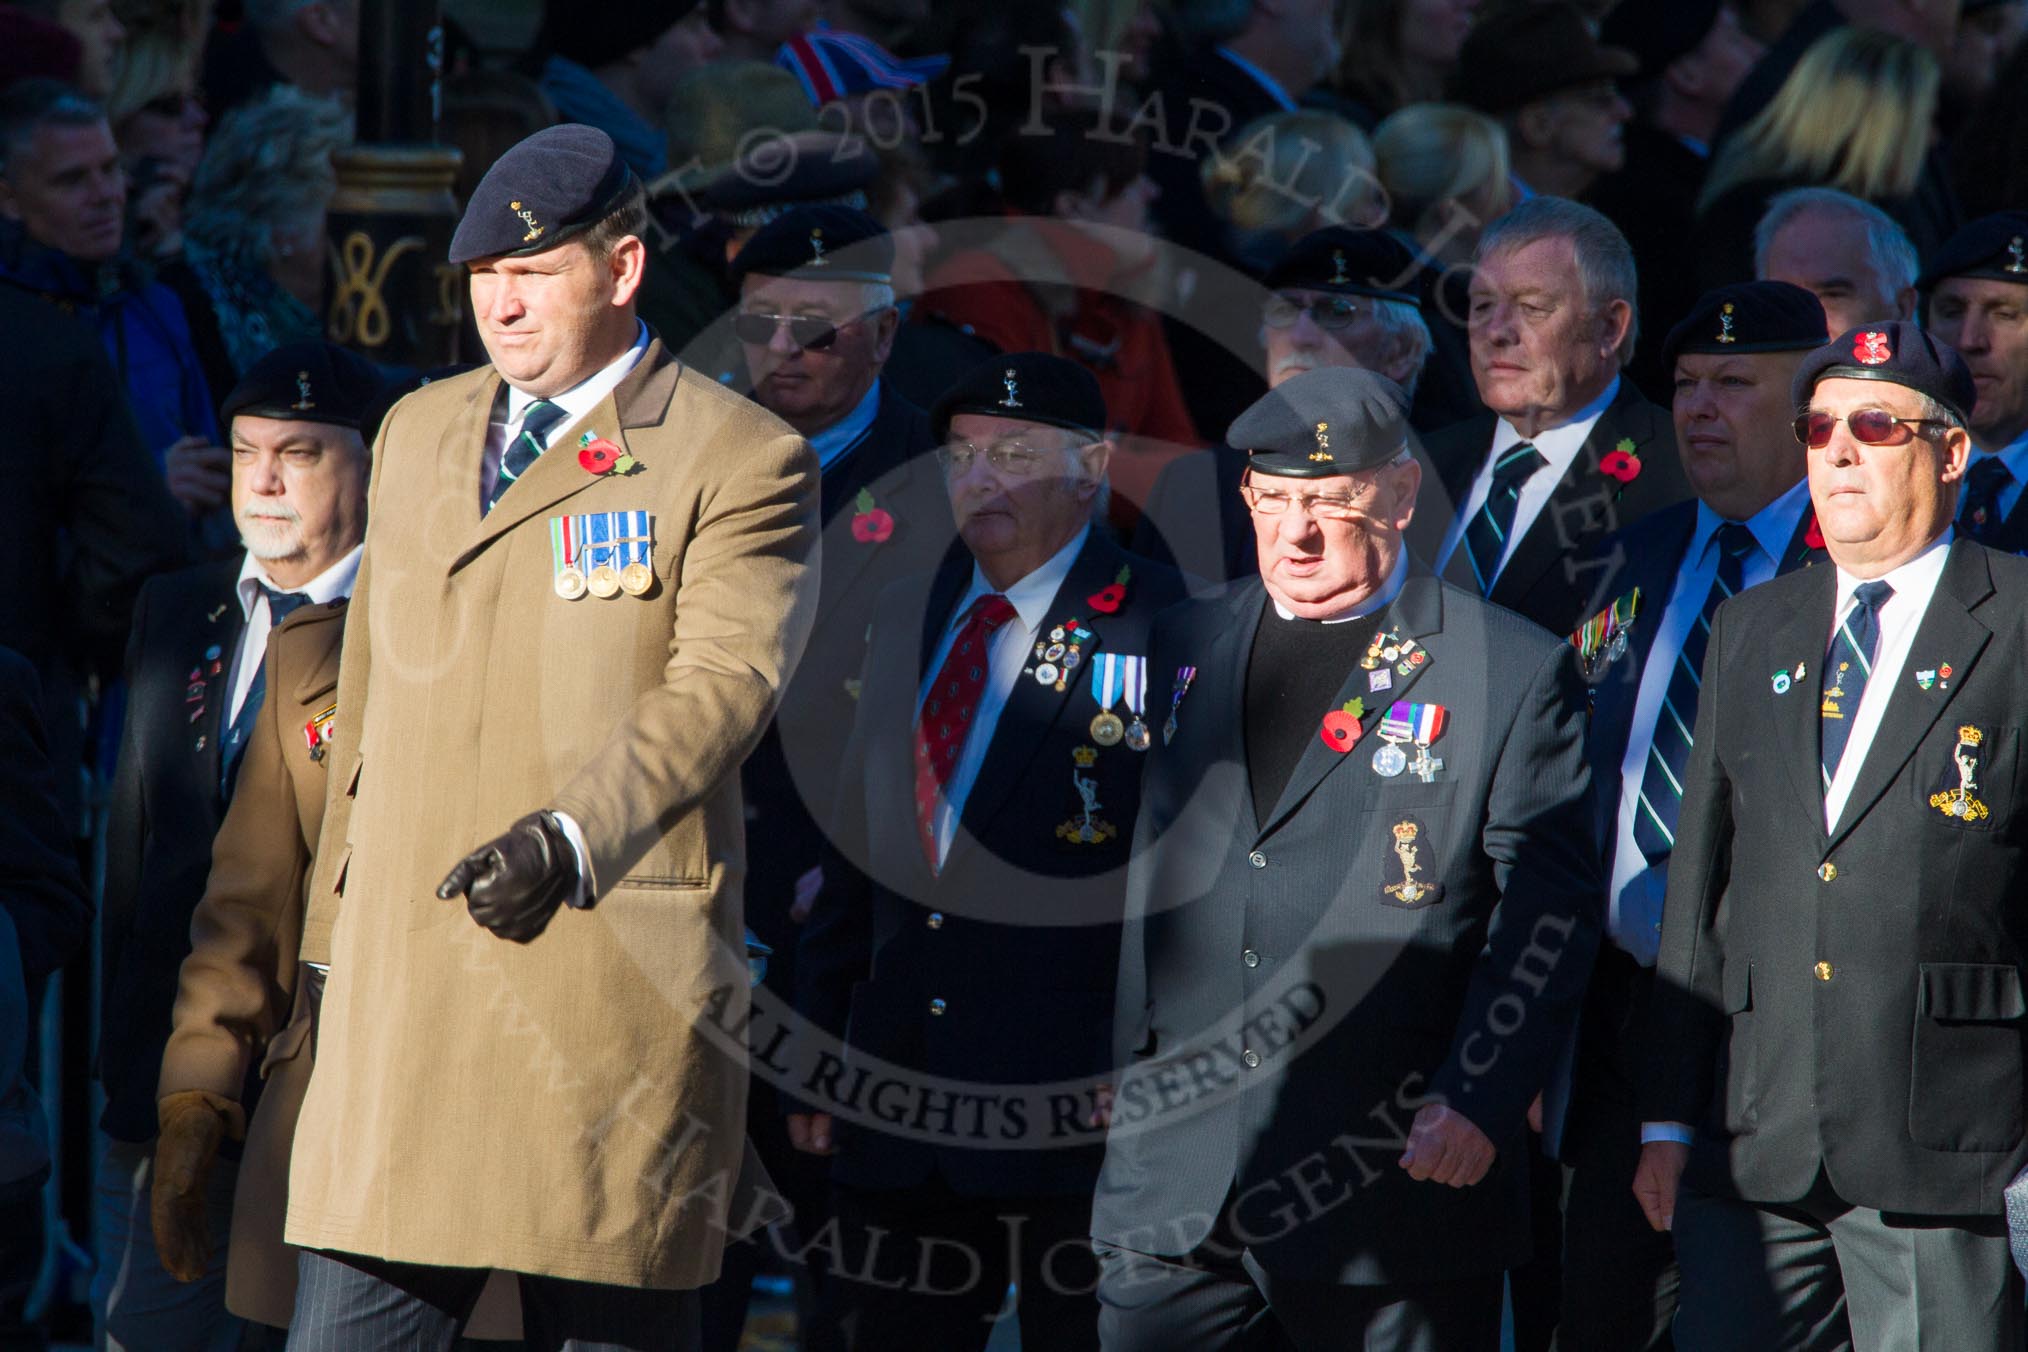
915, 526, 1089, 868
1822, 529, 1953, 832
1434, 376, 1621, 583
1608, 480, 1811, 963
225, 544, 363, 725
481, 319, 651, 506
1643, 526, 1955, 1148
1958, 432, 2028, 526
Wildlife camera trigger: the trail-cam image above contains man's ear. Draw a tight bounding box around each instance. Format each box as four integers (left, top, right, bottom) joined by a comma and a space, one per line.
1893, 285, 1918, 322
870, 306, 900, 366
1389, 455, 1423, 532
1598, 298, 1634, 363
1940, 426, 1973, 484
1077, 438, 1115, 499
1513, 103, 1556, 152
608, 236, 648, 306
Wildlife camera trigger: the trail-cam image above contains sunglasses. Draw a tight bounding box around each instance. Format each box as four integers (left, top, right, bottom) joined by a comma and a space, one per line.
1792, 409, 1955, 449
1262, 294, 1361, 331
732, 309, 878, 351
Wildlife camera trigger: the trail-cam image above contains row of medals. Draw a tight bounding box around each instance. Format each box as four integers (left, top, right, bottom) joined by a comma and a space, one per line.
1032, 624, 1154, 753
556, 559, 654, 600
1364, 632, 1428, 779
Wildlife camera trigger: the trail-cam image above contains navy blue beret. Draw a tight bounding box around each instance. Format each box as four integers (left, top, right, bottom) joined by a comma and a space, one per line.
1916, 211, 2028, 292
731, 204, 893, 284
1793, 321, 1976, 425
930, 353, 1107, 442
222, 342, 384, 433
1263, 227, 1420, 306
1229, 367, 1410, 478
695, 131, 878, 228
449, 125, 638, 265
1662, 280, 1827, 370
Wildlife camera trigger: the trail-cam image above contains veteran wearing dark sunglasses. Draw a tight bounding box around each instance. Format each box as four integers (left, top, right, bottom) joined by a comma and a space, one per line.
1638, 321, 2028, 1352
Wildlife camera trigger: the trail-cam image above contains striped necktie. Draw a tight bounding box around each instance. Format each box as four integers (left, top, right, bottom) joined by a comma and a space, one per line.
1462, 442, 1547, 595
488, 398, 567, 514
1960, 454, 2013, 543
1821, 579, 1895, 785
1633, 522, 1758, 863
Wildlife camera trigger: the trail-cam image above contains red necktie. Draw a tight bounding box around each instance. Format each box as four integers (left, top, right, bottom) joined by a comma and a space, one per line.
914, 593, 1018, 867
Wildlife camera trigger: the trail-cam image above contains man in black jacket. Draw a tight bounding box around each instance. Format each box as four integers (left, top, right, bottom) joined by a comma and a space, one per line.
1638, 322, 2023, 1350
1093, 367, 1601, 1352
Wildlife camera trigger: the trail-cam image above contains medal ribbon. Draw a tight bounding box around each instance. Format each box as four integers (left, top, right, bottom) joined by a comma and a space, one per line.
587, 512, 615, 571
1409, 703, 1447, 745
1379, 703, 1415, 741
1122, 656, 1147, 719
1089, 653, 1123, 710
550, 515, 584, 574
1172, 666, 1197, 704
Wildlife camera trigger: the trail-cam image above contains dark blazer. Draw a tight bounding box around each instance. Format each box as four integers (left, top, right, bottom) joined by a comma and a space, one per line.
796, 530, 1188, 1198
1642, 540, 2028, 1216
1412, 382, 1689, 633
0, 285, 186, 822
97, 557, 245, 1142
1092, 566, 1603, 1284
0, 647, 87, 985
1969, 485, 2028, 557
742, 382, 944, 993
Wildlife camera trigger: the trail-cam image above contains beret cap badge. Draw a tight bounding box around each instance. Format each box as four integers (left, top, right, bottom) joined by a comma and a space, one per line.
2010, 236, 2027, 275
808, 227, 828, 266
1330, 248, 1350, 286
1716, 303, 1736, 344
1310, 421, 1334, 463
293, 370, 314, 411
1001, 368, 1021, 409
1854, 330, 1893, 366
510, 199, 543, 244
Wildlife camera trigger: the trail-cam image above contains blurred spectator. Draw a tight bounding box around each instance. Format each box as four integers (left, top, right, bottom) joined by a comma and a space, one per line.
1694, 27, 1940, 290
1201, 109, 1386, 276
0, 7, 84, 90
1716, 0, 1962, 142
1332, 0, 1479, 128
0, 80, 228, 547
1922, 212, 2028, 478
775, 25, 948, 128
911, 0, 1075, 200
8, 0, 125, 96
200, 0, 357, 122
1064, 0, 1161, 88
536, 0, 722, 180
1941, 0, 2028, 128
919, 107, 1200, 531
868, 142, 994, 408
180, 86, 346, 378
1753, 186, 1916, 335
1454, 2, 1635, 201
707, 0, 820, 63
1591, 2, 1766, 402
1373, 101, 1511, 428
1948, 26, 2028, 220
106, 9, 212, 262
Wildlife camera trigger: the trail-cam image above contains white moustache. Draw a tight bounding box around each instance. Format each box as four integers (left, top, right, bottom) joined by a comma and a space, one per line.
240, 505, 302, 524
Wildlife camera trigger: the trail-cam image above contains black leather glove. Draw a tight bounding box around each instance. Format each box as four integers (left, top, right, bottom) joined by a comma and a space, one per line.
435, 810, 579, 942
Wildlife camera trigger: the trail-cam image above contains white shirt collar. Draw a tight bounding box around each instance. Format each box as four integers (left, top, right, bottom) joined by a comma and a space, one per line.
235, 542, 363, 619
809, 379, 884, 471
1269, 546, 1410, 623
502, 319, 651, 431
952, 525, 1091, 638
1213, 45, 1298, 112
1490, 374, 1621, 467
1688, 476, 1813, 570
1833, 528, 1953, 617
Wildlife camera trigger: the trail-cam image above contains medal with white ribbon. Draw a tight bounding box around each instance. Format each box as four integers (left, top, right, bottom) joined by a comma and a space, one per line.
551, 514, 587, 599
1089, 653, 1125, 746
617, 508, 654, 596
585, 512, 621, 598
1121, 655, 1151, 750
1405, 702, 1449, 782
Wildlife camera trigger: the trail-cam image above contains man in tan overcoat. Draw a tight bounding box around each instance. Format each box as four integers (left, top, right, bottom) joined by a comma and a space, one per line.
205, 125, 818, 1350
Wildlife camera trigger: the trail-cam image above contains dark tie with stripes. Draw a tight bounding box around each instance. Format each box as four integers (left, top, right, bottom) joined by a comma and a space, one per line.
221, 585, 312, 800
1632, 522, 1758, 864
1821, 579, 1896, 785
1960, 454, 2013, 543
488, 398, 567, 514
1462, 442, 1547, 595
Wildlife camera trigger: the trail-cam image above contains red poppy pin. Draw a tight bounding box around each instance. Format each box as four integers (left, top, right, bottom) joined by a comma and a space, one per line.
1088, 564, 1131, 614
578, 431, 638, 477
1320, 697, 1366, 753
850, 487, 894, 543
1853, 330, 1892, 366
1600, 437, 1643, 486
1803, 513, 1825, 550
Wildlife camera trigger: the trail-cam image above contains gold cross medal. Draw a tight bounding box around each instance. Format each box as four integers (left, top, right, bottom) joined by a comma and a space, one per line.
1928, 725, 1991, 821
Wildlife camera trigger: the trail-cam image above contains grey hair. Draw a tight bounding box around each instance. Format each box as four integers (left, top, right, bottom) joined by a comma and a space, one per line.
861, 280, 896, 313
1752, 186, 1919, 295
1916, 391, 1965, 431
1475, 196, 1641, 369
1370, 296, 1434, 400
185, 87, 350, 262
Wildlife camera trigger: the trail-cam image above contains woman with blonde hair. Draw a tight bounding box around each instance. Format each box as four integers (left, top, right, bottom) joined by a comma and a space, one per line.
1694, 26, 1950, 288
1202, 109, 1387, 274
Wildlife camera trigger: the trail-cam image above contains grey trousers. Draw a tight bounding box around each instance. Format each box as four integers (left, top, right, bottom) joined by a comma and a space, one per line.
285, 1247, 700, 1352
1673, 1173, 2024, 1352
91, 1133, 246, 1352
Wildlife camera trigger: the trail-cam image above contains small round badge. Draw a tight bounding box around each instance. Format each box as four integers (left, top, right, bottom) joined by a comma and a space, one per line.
1044, 642, 1067, 662
1035, 662, 1060, 686
619, 562, 654, 596
1372, 741, 1408, 777
555, 568, 588, 600
587, 565, 622, 599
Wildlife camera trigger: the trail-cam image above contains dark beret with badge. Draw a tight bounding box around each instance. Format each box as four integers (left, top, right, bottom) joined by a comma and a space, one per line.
449, 124, 639, 265
729, 203, 893, 284
692, 130, 880, 229
1793, 320, 1977, 424
1263, 226, 1420, 305
222, 342, 385, 432
1229, 367, 1411, 479
1661, 280, 1828, 370
930, 352, 1107, 443
1915, 211, 2028, 292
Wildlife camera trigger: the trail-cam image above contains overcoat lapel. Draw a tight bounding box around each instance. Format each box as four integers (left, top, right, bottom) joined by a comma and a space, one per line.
193, 596, 238, 779
1765, 561, 1837, 839
1495, 399, 1661, 610
1255, 569, 1444, 840
818, 397, 931, 634
1828, 543, 1995, 847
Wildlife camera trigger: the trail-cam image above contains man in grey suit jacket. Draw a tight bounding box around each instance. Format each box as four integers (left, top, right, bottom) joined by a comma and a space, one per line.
1638, 321, 2027, 1350
1090, 367, 1604, 1351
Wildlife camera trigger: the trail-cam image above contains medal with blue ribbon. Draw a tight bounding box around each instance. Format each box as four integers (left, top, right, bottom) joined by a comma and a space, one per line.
585, 512, 621, 598
618, 509, 654, 596
1089, 654, 1125, 746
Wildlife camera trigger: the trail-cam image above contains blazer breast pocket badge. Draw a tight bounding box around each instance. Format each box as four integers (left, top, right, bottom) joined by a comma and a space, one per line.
1381, 815, 1444, 908
1056, 744, 1118, 844
551, 509, 655, 600
1928, 724, 1992, 823
1570, 587, 1639, 678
